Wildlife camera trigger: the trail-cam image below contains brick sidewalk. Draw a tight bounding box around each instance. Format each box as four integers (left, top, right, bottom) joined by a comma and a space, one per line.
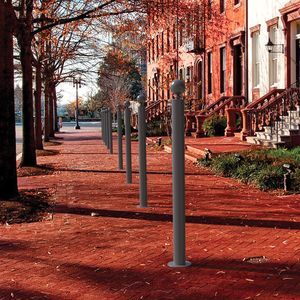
1, 131, 300, 299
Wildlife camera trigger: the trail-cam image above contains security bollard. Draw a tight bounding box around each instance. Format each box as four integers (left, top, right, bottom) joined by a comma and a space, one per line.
117, 105, 123, 170
124, 101, 132, 184
100, 110, 103, 141
168, 80, 191, 268
137, 94, 148, 207
102, 109, 106, 146
108, 108, 113, 154
105, 108, 109, 149
101, 109, 105, 143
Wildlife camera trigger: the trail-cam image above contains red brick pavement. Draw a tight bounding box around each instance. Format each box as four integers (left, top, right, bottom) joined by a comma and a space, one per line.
1, 131, 300, 299
184, 136, 262, 154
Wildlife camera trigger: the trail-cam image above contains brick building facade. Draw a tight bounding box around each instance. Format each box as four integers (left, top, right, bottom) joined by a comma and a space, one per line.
147, 0, 246, 108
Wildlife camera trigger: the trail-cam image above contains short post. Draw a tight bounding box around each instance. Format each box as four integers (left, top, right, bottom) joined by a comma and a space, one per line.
137, 94, 148, 207
105, 108, 109, 149
108, 108, 113, 154
101, 109, 105, 143
103, 109, 107, 147
102, 109, 106, 144
168, 80, 191, 268
117, 105, 124, 170
124, 101, 132, 184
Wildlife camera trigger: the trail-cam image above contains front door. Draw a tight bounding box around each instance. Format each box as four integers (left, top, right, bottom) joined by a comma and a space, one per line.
233, 45, 243, 95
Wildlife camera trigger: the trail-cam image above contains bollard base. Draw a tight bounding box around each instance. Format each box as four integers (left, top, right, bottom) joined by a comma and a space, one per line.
168, 261, 191, 268
74, 125, 81, 130
137, 205, 148, 208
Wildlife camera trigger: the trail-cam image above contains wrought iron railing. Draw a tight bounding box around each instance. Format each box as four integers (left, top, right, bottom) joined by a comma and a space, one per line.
245, 82, 300, 139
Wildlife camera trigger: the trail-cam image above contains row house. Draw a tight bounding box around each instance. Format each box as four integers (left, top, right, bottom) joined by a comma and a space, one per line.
241, 0, 300, 146
146, 0, 247, 137
147, 0, 245, 104
146, 0, 300, 147
248, 0, 288, 102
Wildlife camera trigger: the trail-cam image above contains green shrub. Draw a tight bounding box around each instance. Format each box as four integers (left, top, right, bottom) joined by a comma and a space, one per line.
253, 165, 285, 190
196, 147, 300, 192
131, 133, 139, 141
203, 114, 227, 136
291, 168, 300, 192
234, 162, 263, 184
197, 158, 212, 168
211, 154, 241, 177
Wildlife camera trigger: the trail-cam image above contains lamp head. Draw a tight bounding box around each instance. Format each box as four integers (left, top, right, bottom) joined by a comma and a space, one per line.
266, 38, 274, 53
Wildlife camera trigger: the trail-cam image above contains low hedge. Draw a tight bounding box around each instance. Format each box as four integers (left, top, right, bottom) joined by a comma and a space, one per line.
198, 148, 300, 192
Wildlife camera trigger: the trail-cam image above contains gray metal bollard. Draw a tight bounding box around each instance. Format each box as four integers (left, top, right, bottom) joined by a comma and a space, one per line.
108, 108, 113, 154
117, 105, 123, 170
101, 109, 105, 143
124, 101, 132, 184
102, 109, 105, 145
137, 94, 148, 208
105, 108, 109, 149
168, 80, 191, 268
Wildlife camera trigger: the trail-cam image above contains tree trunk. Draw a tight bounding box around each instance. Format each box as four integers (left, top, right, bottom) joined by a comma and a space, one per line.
35, 63, 43, 150
0, 1, 18, 199
19, 2, 36, 167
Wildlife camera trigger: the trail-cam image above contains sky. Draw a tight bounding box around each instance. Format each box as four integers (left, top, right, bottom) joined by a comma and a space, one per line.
57, 81, 96, 105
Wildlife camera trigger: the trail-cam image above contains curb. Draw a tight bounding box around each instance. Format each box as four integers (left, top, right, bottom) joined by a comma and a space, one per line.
146, 137, 200, 163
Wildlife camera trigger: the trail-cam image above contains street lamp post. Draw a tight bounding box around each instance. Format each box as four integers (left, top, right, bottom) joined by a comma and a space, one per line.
73, 77, 81, 130
137, 94, 148, 208
168, 79, 191, 268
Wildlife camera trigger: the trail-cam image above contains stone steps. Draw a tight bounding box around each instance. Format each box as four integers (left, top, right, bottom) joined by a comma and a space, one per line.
246, 109, 300, 148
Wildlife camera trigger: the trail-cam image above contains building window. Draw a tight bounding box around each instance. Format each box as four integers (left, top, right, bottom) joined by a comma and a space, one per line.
152, 39, 155, 61
167, 28, 170, 52
167, 73, 171, 99
161, 32, 164, 56
148, 79, 151, 101
156, 35, 159, 58
220, 0, 225, 13
252, 32, 260, 87
208, 52, 212, 94
269, 26, 278, 86
179, 21, 183, 46
161, 74, 165, 100
173, 24, 176, 50
152, 78, 155, 101
148, 44, 151, 63
220, 47, 226, 93
179, 69, 183, 80
208, 0, 212, 20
